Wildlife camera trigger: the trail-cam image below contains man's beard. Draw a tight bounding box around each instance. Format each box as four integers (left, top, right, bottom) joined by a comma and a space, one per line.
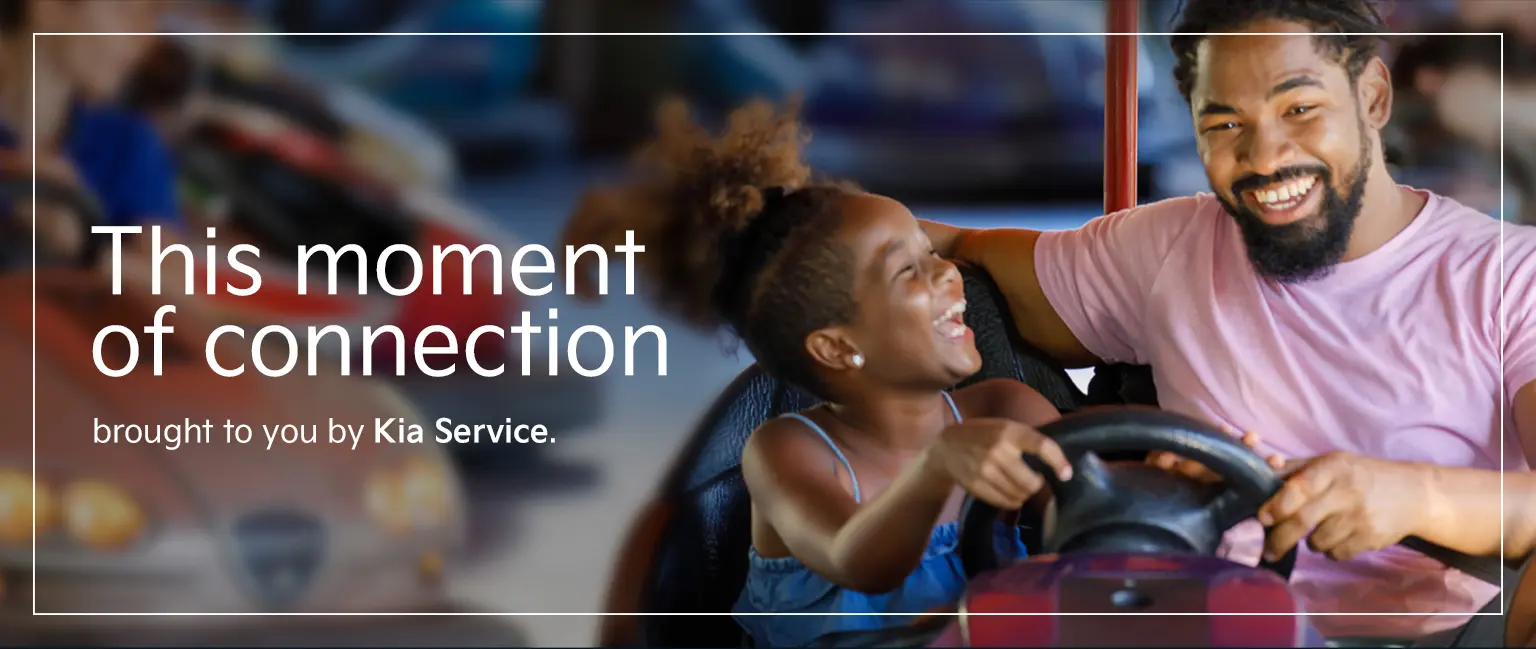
1216, 133, 1371, 283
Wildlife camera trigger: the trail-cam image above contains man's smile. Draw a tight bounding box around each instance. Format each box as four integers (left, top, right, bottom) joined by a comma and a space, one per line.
1246, 174, 1321, 225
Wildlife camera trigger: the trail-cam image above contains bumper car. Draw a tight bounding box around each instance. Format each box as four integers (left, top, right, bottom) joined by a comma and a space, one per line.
0, 175, 524, 645
242, 0, 572, 173
598, 10, 1529, 647
170, 103, 604, 468
931, 411, 1517, 649
125, 32, 458, 193
597, 260, 1524, 648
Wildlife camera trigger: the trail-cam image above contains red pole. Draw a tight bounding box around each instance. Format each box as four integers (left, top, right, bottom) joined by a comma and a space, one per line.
1105, 0, 1140, 213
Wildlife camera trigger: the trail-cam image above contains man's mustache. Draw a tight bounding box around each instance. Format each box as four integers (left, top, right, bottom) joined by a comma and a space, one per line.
1231, 165, 1331, 197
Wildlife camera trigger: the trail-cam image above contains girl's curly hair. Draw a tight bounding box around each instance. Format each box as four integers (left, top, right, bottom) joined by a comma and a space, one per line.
569, 97, 861, 398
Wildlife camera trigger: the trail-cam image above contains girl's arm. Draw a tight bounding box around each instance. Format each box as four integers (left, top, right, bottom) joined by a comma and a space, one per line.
742, 411, 1069, 594
741, 419, 956, 594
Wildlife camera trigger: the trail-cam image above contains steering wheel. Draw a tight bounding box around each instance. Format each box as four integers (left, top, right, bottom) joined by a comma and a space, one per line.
958, 408, 1297, 581
0, 175, 107, 270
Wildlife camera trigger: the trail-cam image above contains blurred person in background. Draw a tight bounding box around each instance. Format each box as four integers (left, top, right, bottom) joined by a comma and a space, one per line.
564, 0, 1536, 643
0, 0, 176, 259
1458, 0, 1536, 41
1393, 28, 1536, 225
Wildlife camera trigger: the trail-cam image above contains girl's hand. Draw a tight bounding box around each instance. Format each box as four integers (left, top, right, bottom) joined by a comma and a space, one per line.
923, 418, 1073, 510
1147, 426, 1286, 484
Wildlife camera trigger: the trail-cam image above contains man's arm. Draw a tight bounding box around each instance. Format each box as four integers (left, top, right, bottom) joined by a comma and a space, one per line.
921, 221, 1098, 368
1260, 387, 1536, 563
922, 220, 971, 260
1516, 383, 1536, 554
923, 199, 1202, 372
1402, 383, 1536, 559
1264, 253, 1536, 563
1274, 230, 1536, 562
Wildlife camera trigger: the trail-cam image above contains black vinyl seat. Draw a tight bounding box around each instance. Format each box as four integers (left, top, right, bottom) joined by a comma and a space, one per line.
629, 264, 1092, 647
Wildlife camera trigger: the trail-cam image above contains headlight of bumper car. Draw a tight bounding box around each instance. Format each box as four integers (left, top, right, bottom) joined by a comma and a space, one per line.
1, 469, 145, 551
364, 455, 458, 535
62, 479, 147, 551
0, 469, 56, 544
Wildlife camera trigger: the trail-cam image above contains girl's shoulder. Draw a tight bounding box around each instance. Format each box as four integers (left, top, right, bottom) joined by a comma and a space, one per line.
743, 408, 842, 472
742, 408, 862, 505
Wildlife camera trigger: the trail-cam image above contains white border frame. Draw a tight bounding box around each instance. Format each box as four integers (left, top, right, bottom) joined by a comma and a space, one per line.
29, 29, 1505, 625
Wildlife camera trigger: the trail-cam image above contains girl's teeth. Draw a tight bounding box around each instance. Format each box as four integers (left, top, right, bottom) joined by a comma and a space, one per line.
936, 320, 966, 338
932, 303, 968, 338
932, 302, 966, 327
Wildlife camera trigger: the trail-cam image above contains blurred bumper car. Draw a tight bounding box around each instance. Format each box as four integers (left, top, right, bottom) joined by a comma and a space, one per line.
169, 104, 605, 468
126, 33, 458, 193
245, 0, 572, 174
682, 0, 1200, 201
0, 176, 523, 646
173, 105, 508, 366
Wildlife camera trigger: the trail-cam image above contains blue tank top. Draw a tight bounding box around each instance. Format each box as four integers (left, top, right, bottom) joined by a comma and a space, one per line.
732, 392, 1030, 647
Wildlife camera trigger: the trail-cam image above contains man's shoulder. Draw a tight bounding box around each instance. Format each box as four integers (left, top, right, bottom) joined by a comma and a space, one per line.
1104, 192, 1224, 223
1405, 194, 1536, 327
1417, 191, 1536, 263
1068, 193, 1223, 248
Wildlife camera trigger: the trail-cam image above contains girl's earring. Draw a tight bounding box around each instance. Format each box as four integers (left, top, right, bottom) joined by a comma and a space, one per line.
850, 354, 865, 369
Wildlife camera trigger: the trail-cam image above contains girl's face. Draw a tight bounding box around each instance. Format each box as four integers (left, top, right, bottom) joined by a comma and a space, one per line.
806, 193, 982, 393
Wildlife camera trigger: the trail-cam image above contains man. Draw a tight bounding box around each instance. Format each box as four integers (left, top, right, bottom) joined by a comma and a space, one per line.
561, 0, 1535, 641
0, 0, 176, 258
915, 1, 1536, 642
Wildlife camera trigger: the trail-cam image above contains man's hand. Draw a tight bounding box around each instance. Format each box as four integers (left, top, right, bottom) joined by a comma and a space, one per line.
1148, 426, 1285, 484
1258, 452, 1432, 563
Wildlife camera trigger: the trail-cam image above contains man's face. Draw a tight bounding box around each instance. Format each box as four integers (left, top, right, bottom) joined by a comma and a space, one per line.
1189, 20, 1386, 282
31, 0, 161, 102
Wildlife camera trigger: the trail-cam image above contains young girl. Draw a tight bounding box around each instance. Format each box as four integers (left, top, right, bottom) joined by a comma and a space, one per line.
567, 98, 1074, 647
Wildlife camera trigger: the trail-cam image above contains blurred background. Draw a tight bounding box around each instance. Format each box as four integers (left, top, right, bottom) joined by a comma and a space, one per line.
1, 0, 1530, 645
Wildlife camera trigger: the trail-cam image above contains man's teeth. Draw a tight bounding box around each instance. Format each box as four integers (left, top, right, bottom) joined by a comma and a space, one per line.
1254, 176, 1317, 208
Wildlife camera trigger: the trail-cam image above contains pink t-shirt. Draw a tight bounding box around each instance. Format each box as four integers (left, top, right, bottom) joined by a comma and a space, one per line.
1034, 188, 1536, 639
